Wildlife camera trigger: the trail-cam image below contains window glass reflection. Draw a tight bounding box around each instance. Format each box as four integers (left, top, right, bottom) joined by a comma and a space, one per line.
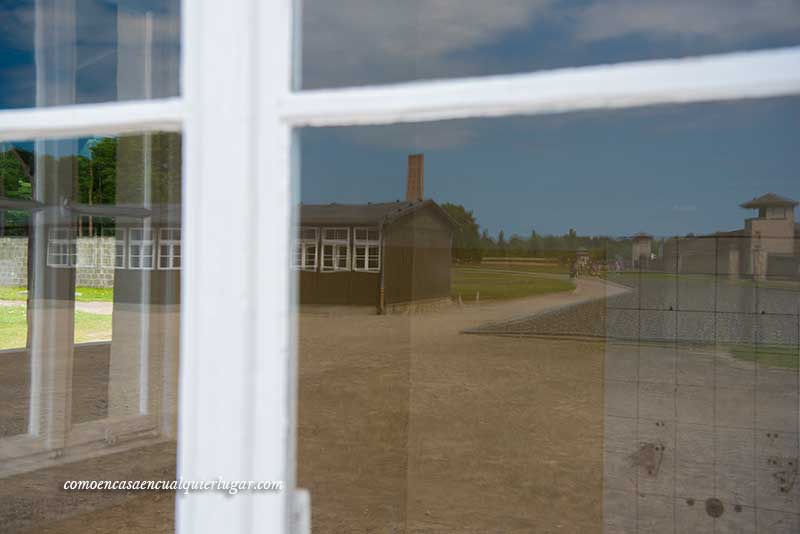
0, 0, 180, 109
0, 133, 181, 533
301, 0, 800, 89
295, 97, 800, 532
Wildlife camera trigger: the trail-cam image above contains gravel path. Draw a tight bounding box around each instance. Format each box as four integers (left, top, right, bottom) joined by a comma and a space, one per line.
0, 299, 113, 315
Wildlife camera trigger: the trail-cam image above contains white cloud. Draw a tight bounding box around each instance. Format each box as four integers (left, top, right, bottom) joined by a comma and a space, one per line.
0, 1, 180, 107
574, 0, 800, 43
302, 0, 555, 87
303, 0, 800, 90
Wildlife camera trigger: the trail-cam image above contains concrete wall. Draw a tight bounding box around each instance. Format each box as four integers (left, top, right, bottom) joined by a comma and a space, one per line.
0, 237, 117, 288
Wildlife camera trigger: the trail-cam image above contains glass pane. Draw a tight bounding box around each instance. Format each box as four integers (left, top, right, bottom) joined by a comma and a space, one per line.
295, 97, 800, 532
300, 0, 800, 89
0, 210, 31, 438
0, 132, 181, 532
0, 0, 180, 109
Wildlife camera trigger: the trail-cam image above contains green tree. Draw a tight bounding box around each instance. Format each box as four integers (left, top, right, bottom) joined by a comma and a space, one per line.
528, 229, 543, 256
566, 228, 577, 250
480, 229, 494, 255
496, 230, 507, 257
0, 148, 34, 235
77, 137, 118, 207
508, 234, 526, 257
1, 148, 33, 200
441, 202, 484, 263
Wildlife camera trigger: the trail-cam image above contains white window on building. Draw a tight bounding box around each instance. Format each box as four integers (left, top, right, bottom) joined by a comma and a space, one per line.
99, 227, 127, 269
353, 227, 380, 272
46, 228, 76, 268
321, 227, 350, 272
128, 227, 155, 270
292, 227, 318, 271
158, 227, 182, 270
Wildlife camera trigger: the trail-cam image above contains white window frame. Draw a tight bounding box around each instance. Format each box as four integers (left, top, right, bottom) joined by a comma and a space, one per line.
292, 226, 318, 271
46, 227, 76, 268
353, 227, 381, 272
99, 227, 127, 269
320, 227, 350, 272
128, 227, 156, 270
158, 227, 182, 270
0, 1, 797, 532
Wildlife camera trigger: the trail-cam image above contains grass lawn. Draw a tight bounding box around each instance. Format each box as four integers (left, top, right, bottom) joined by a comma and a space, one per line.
451, 267, 574, 302
471, 262, 569, 275
0, 286, 114, 302
604, 271, 682, 282
0, 307, 27, 350
0, 306, 112, 350
728, 344, 799, 369
74, 311, 113, 344
605, 272, 800, 292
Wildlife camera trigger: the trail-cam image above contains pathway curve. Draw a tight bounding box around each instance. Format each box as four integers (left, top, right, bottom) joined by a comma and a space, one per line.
430, 275, 631, 334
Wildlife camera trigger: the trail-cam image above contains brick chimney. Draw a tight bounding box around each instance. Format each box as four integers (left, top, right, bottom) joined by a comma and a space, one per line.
405, 154, 424, 202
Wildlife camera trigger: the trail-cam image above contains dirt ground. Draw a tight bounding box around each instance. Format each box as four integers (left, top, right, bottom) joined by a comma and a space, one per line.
297, 279, 618, 533
1, 442, 176, 534
1, 278, 618, 533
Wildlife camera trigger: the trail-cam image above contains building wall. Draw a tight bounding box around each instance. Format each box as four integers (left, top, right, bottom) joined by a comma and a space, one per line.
746, 218, 795, 250
298, 270, 379, 306
383, 208, 452, 305
296, 224, 382, 306
297, 206, 453, 307
631, 240, 651, 261
0, 236, 184, 291
661, 236, 721, 275
746, 218, 796, 280
631, 239, 652, 268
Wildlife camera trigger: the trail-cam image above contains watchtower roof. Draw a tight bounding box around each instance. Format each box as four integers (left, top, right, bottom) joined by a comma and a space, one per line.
740, 193, 798, 209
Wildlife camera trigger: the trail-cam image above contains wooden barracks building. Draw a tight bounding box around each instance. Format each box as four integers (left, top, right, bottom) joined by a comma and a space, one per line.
294, 154, 457, 310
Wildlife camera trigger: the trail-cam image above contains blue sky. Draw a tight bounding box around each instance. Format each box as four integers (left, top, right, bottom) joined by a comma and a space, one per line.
301, 97, 800, 238
2, 1, 799, 237
0, 0, 178, 109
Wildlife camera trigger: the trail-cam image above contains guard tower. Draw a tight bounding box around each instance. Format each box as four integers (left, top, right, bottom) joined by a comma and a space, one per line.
741, 193, 798, 279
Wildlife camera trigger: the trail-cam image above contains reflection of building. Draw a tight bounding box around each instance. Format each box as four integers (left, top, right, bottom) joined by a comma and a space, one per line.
631, 233, 653, 269
43, 204, 182, 302
661, 193, 799, 280
295, 155, 456, 310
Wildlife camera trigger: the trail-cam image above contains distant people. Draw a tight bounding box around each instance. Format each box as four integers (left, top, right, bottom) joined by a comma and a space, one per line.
570, 260, 578, 280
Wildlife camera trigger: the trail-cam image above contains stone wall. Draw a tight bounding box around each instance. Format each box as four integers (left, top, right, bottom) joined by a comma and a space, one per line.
76, 237, 116, 288
0, 237, 116, 289
0, 237, 27, 286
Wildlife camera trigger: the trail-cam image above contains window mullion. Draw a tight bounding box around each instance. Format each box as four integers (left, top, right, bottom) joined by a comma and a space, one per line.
278, 46, 800, 127
176, 0, 293, 532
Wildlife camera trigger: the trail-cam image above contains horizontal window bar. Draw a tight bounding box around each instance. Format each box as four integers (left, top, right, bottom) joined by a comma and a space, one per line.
67, 203, 154, 218
279, 46, 800, 127
0, 198, 45, 210
0, 98, 184, 142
